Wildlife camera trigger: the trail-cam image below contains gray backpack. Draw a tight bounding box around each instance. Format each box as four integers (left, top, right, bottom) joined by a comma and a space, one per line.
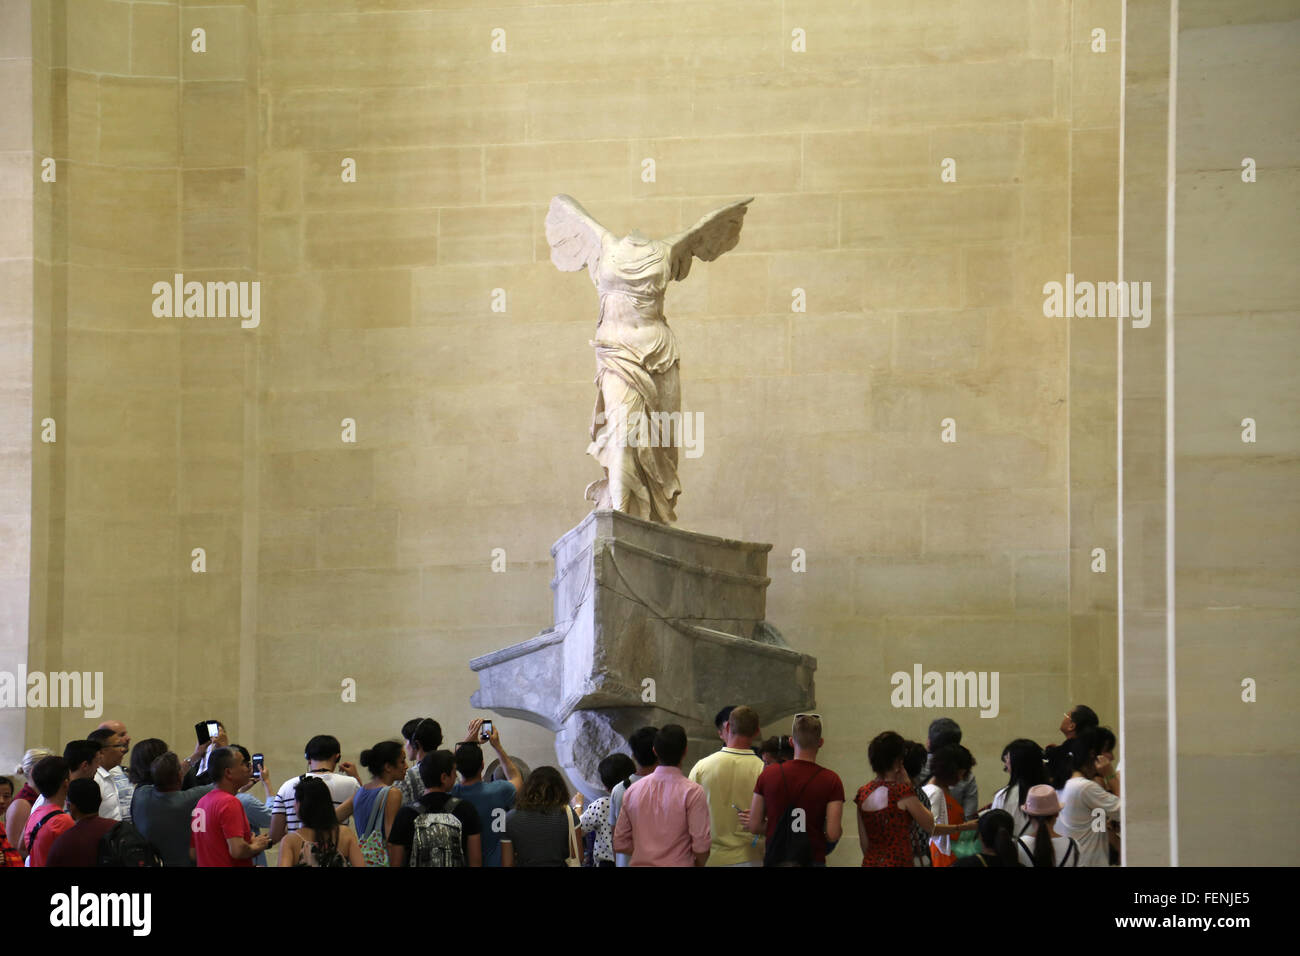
410, 797, 466, 867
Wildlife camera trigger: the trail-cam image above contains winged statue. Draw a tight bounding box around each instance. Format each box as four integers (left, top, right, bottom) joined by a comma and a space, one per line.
545, 194, 753, 525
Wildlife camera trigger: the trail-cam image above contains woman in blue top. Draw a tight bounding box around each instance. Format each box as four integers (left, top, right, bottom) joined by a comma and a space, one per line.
345, 741, 407, 865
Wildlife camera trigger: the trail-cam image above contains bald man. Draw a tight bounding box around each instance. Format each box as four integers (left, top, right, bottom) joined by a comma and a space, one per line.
95, 720, 135, 824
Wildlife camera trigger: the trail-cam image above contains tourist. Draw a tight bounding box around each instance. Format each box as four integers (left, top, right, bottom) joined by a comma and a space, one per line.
63, 739, 101, 784
613, 725, 709, 867
990, 738, 1046, 837
1015, 784, 1080, 867
350, 740, 407, 866
398, 718, 443, 805
6, 748, 54, 858
388, 751, 482, 867
1047, 733, 1118, 867
131, 751, 214, 867
609, 726, 657, 866
44, 779, 117, 867
917, 717, 978, 819
503, 765, 583, 867
902, 739, 932, 866
689, 704, 765, 866
87, 727, 128, 822
1060, 704, 1100, 741
747, 714, 843, 866
451, 719, 523, 867
951, 808, 1020, 867
580, 754, 635, 867
21, 756, 73, 866
94, 719, 135, 821
191, 747, 270, 867
232, 745, 273, 866
855, 731, 975, 867
269, 734, 361, 843
278, 775, 364, 867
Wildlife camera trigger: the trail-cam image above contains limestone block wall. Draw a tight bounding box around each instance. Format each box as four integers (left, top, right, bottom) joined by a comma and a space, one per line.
13, 0, 1137, 867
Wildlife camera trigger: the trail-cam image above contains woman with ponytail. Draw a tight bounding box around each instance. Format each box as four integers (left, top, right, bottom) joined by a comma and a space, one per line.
1015, 784, 1079, 867
952, 809, 1020, 867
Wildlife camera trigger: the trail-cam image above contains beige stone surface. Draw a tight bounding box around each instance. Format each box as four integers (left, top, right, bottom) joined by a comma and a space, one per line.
21, 0, 1295, 868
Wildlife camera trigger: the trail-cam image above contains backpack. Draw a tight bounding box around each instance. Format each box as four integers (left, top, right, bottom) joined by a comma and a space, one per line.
410, 797, 466, 867
1017, 835, 1079, 867
763, 765, 825, 867
26, 808, 67, 856
359, 786, 391, 868
95, 821, 162, 867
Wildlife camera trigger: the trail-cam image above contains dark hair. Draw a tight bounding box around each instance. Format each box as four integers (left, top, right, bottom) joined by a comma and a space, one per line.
759, 735, 795, 762
1068, 705, 1099, 735
402, 718, 442, 753
516, 766, 569, 812
978, 809, 1019, 866
1031, 816, 1057, 868
361, 741, 405, 778
304, 735, 341, 762
1095, 726, 1116, 754
127, 738, 169, 786
151, 752, 182, 791
928, 717, 962, 750
929, 744, 964, 787
0, 775, 13, 795
62, 739, 101, 772
32, 756, 69, 797
231, 745, 251, 765
628, 727, 658, 768
87, 728, 115, 745
652, 725, 688, 767
417, 750, 457, 789
1002, 739, 1046, 809
1045, 732, 1097, 790
294, 776, 340, 856
454, 742, 485, 780
66, 778, 102, 815
868, 731, 906, 775
208, 747, 241, 785
902, 740, 928, 779
953, 745, 976, 772
598, 753, 636, 792
714, 705, 737, 730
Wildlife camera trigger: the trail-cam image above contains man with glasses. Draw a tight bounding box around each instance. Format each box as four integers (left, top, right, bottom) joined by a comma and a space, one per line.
743, 714, 844, 866
87, 726, 131, 822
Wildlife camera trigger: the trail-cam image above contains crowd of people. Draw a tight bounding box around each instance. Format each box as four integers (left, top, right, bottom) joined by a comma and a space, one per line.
0, 703, 1120, 867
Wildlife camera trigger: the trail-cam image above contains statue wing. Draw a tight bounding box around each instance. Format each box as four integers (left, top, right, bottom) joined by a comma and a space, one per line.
545, 194, 611, 277
664, 197, 754, 282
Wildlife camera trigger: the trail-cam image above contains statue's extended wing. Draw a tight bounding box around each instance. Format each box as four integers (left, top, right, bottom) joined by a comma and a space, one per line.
664, 197, 754, 282
545, 194, 611, 278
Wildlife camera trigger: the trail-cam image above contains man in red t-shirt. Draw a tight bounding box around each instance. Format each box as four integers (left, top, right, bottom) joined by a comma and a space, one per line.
744, 714, 844, 865
190, 747, 270, 867
46, 779, 119, 867
22, 755, 75, 867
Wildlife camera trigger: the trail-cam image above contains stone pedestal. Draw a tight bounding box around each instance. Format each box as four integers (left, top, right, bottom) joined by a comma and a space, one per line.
468, 510, 817, 797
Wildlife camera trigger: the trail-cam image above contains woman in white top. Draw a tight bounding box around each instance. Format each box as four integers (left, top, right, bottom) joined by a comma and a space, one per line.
990, 738, 1046, 838
1015, 784, 1079, 867
1047, 733, 1119, 867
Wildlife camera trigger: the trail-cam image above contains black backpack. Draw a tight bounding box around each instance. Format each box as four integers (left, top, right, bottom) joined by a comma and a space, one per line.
763, 765, 825, 867
96, 821, 163, 867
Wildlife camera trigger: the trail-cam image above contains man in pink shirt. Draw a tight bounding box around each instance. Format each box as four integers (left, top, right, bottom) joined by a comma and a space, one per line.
613, 724, 711, 866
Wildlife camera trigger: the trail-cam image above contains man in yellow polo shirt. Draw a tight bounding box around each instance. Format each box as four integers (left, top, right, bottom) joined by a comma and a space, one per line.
688, 705, 765, 866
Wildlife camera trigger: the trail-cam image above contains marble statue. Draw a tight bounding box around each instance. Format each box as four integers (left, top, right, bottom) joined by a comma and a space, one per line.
545, 195, 753, 525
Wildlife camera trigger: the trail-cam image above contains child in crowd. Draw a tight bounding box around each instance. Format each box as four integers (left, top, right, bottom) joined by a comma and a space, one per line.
579, 753, 636, 867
